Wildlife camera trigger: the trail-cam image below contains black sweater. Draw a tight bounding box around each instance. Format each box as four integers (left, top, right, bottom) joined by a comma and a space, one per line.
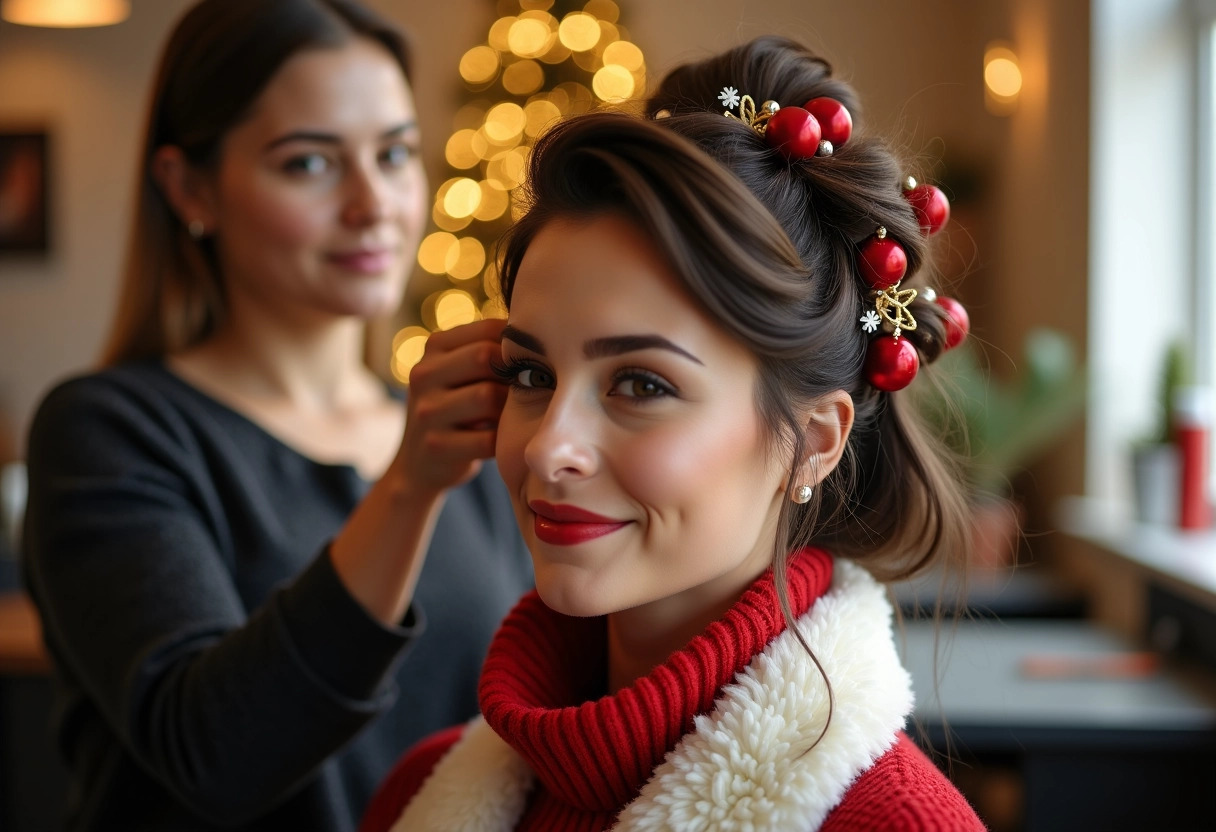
23, 361, 533, 831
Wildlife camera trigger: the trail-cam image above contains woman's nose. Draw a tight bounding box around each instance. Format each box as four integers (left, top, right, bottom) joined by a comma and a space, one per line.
523, 393, 598, 483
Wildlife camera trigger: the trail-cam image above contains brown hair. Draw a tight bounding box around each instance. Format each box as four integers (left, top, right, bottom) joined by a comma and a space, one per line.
499, 36, 969, 592
100, 0, 411, 366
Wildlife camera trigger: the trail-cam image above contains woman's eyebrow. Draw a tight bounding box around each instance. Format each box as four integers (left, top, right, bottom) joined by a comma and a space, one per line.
502, 328, 703, 366
584, 334, 703, 365
501, 325, 546, 355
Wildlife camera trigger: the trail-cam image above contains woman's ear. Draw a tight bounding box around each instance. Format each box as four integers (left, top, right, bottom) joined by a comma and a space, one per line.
151, 145, 217, 234
795, 390, 854, 486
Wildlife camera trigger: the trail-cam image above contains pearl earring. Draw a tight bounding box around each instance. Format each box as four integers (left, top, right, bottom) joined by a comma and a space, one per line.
187, 219, 206, 239
793, 484, 813, 504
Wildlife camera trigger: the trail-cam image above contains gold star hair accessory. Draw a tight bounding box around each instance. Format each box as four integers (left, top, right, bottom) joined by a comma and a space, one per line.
874, 284, 919, 338
720, 86, 779, 135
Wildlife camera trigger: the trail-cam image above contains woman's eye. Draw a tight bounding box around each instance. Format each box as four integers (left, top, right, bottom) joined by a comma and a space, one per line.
610, 374, 672, 399
284, 153, 330, 176
517, 367, 555, 389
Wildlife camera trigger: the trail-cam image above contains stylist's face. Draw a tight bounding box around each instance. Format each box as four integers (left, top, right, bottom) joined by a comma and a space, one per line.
208, 38, 425, 320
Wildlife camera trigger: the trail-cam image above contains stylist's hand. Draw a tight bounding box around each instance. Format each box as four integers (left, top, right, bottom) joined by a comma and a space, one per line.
394, 318, 508, 494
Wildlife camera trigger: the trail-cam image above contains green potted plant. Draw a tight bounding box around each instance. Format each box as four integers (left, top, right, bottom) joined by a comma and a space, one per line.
912, 328, 1087, 567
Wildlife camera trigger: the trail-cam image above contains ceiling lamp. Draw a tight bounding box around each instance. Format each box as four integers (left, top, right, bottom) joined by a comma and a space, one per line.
2, 0, 130, 28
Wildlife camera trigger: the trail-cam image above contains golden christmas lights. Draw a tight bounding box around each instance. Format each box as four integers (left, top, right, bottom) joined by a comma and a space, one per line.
393, 0, 648, 384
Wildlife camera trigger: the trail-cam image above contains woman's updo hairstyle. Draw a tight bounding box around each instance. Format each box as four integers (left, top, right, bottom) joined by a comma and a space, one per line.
499, 36, 969, 588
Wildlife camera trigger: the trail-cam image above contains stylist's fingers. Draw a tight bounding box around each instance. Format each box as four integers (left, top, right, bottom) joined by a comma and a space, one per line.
410, 379, 508, 434
408, 320, 506, 393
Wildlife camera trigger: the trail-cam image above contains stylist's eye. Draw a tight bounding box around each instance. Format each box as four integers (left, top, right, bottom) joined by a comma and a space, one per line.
381, 142, 417, 169
283, 153, 331, 176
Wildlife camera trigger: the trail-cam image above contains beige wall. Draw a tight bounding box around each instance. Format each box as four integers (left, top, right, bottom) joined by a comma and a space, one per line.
0, 0, 1088, 494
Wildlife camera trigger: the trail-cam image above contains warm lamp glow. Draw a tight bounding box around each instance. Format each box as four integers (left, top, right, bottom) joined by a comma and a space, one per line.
2, 0, 128, 26
2, 0, 127, 26
2, 0, 129, 27
983, 42, 1022, 114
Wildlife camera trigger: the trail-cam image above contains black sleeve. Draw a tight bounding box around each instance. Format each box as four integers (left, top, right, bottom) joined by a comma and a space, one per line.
23, 376, 419, 826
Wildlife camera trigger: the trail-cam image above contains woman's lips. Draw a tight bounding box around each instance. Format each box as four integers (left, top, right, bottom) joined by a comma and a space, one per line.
529, 500, 629, 546
327, 249, 394, 274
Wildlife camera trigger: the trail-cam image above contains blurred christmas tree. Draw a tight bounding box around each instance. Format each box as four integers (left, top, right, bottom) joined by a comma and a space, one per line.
390, 0, 648, 383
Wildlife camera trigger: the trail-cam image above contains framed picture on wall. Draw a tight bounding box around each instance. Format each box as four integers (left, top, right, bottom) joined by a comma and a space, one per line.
0, 131, 49, 254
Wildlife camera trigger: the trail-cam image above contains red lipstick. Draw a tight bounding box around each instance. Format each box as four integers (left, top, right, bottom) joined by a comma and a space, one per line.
529, 500, 629, 546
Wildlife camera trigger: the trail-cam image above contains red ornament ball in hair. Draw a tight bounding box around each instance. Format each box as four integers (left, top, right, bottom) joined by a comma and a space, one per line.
858, 235, 907, 290
904, 184, 951, 235
936, 296, 970, 349
764, 106, 822, 159
804, 97, 852, 147
866, 336, 920, 392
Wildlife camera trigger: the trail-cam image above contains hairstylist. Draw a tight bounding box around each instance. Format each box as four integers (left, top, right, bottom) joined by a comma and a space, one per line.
22, 2, 531, 829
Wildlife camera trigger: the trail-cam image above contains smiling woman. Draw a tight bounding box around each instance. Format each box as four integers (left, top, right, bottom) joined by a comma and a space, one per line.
364, 36, 984, 832
21, 2, 533, 831
495, 216, 804, 683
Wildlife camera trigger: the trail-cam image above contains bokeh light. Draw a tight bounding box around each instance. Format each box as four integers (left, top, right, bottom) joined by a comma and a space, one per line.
555, 81, 594, 113
417, 231, 460, 275
488, 16, 515, 52
558, 12, 600, 51
435, 290, 480, 330
473, 182, 510, 221
444, 129, 481, 169
448, 237, 487, 281
592, 64, 634, 102
508, 15, 552, 58
443, 178, 483, 219
486, 147, 530, 190
390, 326, 430, 384
602, 40, 643, 71
431, 203, 471, 232
484, 101, 527, 143
524, 98, 562, 137
502, 59, 545, 95
584, 0, 619, 23
459, 45, 500, 85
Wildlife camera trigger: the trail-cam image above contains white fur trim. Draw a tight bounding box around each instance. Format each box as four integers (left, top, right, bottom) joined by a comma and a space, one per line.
396, 560, 912, 832
614, 559, 912, 830
389, 716, 533, 832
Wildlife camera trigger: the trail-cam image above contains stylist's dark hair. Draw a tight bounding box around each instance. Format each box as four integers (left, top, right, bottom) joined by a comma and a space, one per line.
102, 0, 411, 365
498, 37, 969, 600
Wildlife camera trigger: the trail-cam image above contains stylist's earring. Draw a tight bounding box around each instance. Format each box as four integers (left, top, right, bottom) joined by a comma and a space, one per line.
793, 484, 813, 504
187, 219, 206, 239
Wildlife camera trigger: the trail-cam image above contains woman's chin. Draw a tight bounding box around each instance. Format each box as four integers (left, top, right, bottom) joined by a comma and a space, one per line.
534, 576, 613, 619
